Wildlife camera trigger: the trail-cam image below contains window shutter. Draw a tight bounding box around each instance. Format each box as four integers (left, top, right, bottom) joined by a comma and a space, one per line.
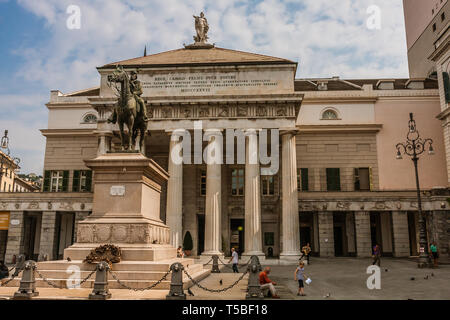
62, 170, 69, 192
369, 167, 373, 191
301, 168, 309, 191
354, 168, 360, 190
72, 170, 80, 192
86, 170, 93, 192
43, 170, 51, 192
443, 72, 450, 103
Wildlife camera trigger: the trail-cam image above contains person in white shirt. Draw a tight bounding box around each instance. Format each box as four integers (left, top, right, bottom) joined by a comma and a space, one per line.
228, 247, 239, 273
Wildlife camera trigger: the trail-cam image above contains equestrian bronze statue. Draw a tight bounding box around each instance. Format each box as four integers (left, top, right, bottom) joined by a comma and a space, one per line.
107, 65, 149, 152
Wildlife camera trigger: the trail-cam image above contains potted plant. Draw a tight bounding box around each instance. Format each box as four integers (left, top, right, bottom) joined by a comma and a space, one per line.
183, 231, 193, 256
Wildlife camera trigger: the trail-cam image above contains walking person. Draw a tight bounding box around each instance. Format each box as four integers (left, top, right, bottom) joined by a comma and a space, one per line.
300, 243, 312, 265
228, 247, 239, 273
372, 243, 381, 267
259, 267, 280, 299
177, 246, 184, 258
430, 242, 439, 268
294, 261, 308, 296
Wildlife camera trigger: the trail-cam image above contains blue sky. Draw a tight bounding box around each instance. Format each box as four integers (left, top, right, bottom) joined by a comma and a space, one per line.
0, 0, 408, 174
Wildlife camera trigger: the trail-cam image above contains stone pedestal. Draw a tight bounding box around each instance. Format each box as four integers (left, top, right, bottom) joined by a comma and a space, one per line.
64, 153, 175, 261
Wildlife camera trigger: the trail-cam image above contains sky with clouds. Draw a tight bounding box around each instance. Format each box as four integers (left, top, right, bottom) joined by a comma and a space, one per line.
0, 0, 408, 174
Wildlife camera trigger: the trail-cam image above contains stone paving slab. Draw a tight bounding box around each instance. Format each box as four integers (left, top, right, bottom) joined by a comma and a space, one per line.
1, 258, 449, 300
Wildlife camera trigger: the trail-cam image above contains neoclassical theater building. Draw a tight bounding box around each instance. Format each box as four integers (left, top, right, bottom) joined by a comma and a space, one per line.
1, 41, 449, 263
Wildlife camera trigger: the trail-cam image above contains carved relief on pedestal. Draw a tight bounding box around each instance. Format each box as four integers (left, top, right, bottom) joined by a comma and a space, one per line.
112, 225, 128, 242
77, 225, 95, 243
96, 225, 113, 242
276, 107, 287, 116
182, 108, 191, 118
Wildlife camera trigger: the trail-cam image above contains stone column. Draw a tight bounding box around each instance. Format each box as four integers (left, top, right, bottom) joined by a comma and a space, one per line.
166, 132, 184, 248
202, 129, 223, 256
355, 211, 372, 257
318, 211, 334, 257
243, 129, 264, 257
280, 132, 301, 260
392, 211, 410, 257
4, 211, 24, 264
39, 211, 57, 261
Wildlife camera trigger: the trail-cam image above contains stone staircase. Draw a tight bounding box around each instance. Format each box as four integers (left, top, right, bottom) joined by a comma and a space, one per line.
6, 258, 210, 290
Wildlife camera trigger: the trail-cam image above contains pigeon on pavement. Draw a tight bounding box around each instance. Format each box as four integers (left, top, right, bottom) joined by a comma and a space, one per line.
187, 288, 194, 296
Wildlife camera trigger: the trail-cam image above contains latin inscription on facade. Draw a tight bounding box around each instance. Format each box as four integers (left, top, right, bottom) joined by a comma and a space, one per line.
138, 69, 293, 96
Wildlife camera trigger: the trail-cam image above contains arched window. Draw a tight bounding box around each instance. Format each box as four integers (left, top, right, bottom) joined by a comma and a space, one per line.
82, 114, 97, 123
321, 109, 339, 120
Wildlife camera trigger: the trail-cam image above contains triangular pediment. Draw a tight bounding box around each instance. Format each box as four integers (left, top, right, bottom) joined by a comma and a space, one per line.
98, 47, 295, 69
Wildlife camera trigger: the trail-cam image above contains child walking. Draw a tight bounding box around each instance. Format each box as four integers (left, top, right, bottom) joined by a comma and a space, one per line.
294, 261, 308, 296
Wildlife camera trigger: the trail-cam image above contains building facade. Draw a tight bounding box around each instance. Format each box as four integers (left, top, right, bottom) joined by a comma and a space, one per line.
0, 43, 449, 263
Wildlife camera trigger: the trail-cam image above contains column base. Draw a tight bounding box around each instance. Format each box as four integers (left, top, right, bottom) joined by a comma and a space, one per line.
242, 252, 266, 263
279, 253, 301, 264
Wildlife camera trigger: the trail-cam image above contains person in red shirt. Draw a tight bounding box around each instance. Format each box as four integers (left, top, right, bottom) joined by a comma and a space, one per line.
259, 267, 280, 298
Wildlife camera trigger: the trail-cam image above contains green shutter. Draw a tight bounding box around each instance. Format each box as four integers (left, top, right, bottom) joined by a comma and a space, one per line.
301, 168, 309, 191
43, 171, 51, 192
72, 170, 80, 192
85, 170, 93, 192
62, 170, 69, 192
443, 72, 450, 103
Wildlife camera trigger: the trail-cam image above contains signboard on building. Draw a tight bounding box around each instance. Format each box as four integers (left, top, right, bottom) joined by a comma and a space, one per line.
0, 212, 10, 230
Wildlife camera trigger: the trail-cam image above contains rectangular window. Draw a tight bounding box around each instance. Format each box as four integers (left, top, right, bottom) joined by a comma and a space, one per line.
433, 23, 437, 32
200, 170, 206, 196
44, 170, 69, 192
442, 12, 446, 21
261, 175, 275, 196
326, 168, 341, 191
72, 170, 93, 192
354, 168, 371, 191
231, 168, 244, 196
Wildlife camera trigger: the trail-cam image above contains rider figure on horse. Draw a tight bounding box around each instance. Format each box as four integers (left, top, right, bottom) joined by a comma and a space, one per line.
130, 71, 149, 122
107, 70, 149, 124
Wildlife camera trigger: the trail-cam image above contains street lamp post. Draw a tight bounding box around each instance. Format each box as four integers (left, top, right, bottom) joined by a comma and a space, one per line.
395, 113, 434, 268
0, 130, 21, 192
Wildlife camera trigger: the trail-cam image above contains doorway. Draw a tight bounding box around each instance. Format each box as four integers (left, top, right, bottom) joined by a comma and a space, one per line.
334, 226, 344, 256
23, 212, 41, 261
230, 219, 244, 256
197, 214, 205, 256
56, 213, 75, 260
370, 212, 382, 250
407, 211, 418, 256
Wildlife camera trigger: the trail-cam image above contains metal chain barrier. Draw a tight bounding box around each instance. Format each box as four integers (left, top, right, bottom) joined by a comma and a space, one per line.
34, 267, 96, 289
203, 258, 213, 266
0, 265, 24, 287
108, 268, 172, 291
182, 266, 249, 293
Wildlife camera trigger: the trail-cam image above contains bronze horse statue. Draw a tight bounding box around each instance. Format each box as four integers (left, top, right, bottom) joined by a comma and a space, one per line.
107, 66, 147, 152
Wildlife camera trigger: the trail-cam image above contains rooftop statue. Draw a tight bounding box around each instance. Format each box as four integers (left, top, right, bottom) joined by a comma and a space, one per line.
193, 12, 209, 43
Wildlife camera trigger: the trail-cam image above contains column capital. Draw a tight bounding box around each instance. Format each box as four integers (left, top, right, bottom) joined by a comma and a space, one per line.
280, 128, 299, 137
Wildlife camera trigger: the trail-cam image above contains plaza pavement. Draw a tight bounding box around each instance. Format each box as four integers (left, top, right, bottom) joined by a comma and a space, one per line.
0, 257, 448, 300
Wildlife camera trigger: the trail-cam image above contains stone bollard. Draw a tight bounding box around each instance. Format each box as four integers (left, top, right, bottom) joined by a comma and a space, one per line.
211, 255, 220, 273
89, 262, 111, 300
166, 262, 186, 300
13, 260, 39, 300
245, 256, 263, 300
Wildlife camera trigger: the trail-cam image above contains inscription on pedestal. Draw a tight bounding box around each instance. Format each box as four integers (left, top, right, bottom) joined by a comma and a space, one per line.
110, 185, 126, 196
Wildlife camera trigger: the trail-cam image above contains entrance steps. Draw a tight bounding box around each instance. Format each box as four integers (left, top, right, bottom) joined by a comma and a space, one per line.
5, 258, 210, 290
